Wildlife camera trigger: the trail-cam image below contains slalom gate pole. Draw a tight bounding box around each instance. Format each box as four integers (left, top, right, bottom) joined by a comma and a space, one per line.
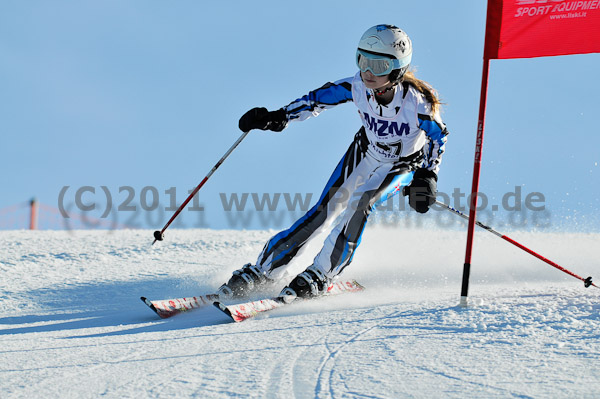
152, 130, 251, 245
462, 58, 492, 306
435, 199, 597, 289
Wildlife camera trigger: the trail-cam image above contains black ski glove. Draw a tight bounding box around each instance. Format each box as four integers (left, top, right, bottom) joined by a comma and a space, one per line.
403, 168, 438, 214
238, 107, 288, 133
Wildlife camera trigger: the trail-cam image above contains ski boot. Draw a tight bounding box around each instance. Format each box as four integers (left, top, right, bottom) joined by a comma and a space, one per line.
217, 264, 271, 299
279, 265, 331, 303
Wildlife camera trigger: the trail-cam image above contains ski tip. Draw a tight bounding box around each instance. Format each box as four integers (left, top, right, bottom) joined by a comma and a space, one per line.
213, 301, 235, 320
141, 296, 171, 318
213, 301, 228, 312
140, 297, 155, 308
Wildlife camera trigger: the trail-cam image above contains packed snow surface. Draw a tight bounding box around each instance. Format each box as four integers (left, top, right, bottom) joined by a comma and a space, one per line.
1, 227, 599, 398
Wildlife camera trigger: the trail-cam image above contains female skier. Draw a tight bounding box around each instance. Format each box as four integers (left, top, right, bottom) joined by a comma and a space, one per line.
217, 24, 449, 301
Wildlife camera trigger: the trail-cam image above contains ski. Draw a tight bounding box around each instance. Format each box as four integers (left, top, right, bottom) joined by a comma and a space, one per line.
213, 280, 365, 323
141, 293, 219, 319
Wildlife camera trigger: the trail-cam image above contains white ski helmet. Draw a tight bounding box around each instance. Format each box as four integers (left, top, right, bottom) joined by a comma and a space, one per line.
356, 24, 412, 80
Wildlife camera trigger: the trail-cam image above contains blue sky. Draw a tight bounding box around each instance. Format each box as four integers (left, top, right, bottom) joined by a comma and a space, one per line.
1, 0, 599, 232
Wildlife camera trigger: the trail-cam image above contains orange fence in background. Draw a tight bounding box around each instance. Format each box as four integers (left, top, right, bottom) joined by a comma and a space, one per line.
0, 199, 133, 231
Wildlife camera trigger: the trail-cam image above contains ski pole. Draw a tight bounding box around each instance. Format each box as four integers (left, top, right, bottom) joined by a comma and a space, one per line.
152, 130, 251, 245
434, 199, 597, 289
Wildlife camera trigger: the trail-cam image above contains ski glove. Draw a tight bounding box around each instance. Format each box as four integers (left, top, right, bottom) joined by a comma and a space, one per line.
238, 107, 288, 133
403, 169, 438, 214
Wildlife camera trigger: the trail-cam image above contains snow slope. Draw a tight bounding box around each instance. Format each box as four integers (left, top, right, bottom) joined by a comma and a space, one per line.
1, 227, 599, 398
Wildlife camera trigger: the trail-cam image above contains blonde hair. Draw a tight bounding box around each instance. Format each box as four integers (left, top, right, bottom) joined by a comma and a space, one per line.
401, 70, 442, 114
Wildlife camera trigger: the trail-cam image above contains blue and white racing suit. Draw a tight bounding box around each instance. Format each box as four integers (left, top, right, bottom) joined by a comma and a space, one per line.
255, 72, 449, 281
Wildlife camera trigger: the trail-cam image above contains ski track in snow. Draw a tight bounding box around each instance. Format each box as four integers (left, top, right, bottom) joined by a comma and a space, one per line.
1, 227, 599, 398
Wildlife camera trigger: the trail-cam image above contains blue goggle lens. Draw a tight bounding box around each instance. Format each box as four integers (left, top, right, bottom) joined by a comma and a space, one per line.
356, 50, 396, 76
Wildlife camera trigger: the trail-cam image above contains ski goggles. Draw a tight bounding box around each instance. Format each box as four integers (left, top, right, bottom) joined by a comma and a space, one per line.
355, 49, 410, 76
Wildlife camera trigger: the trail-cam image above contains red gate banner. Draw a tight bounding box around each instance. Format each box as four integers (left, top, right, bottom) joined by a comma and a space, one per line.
485, 0, 600, 59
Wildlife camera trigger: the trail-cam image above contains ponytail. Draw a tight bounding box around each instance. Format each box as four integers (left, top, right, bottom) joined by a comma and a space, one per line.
401, 71, 442, 114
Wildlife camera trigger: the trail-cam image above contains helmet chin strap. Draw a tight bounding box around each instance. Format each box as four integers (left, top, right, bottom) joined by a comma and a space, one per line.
373, 83, 397, 96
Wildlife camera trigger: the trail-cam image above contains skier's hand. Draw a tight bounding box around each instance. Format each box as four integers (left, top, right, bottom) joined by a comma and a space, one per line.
402, 169, 437, 214
239, 107, 288, 133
